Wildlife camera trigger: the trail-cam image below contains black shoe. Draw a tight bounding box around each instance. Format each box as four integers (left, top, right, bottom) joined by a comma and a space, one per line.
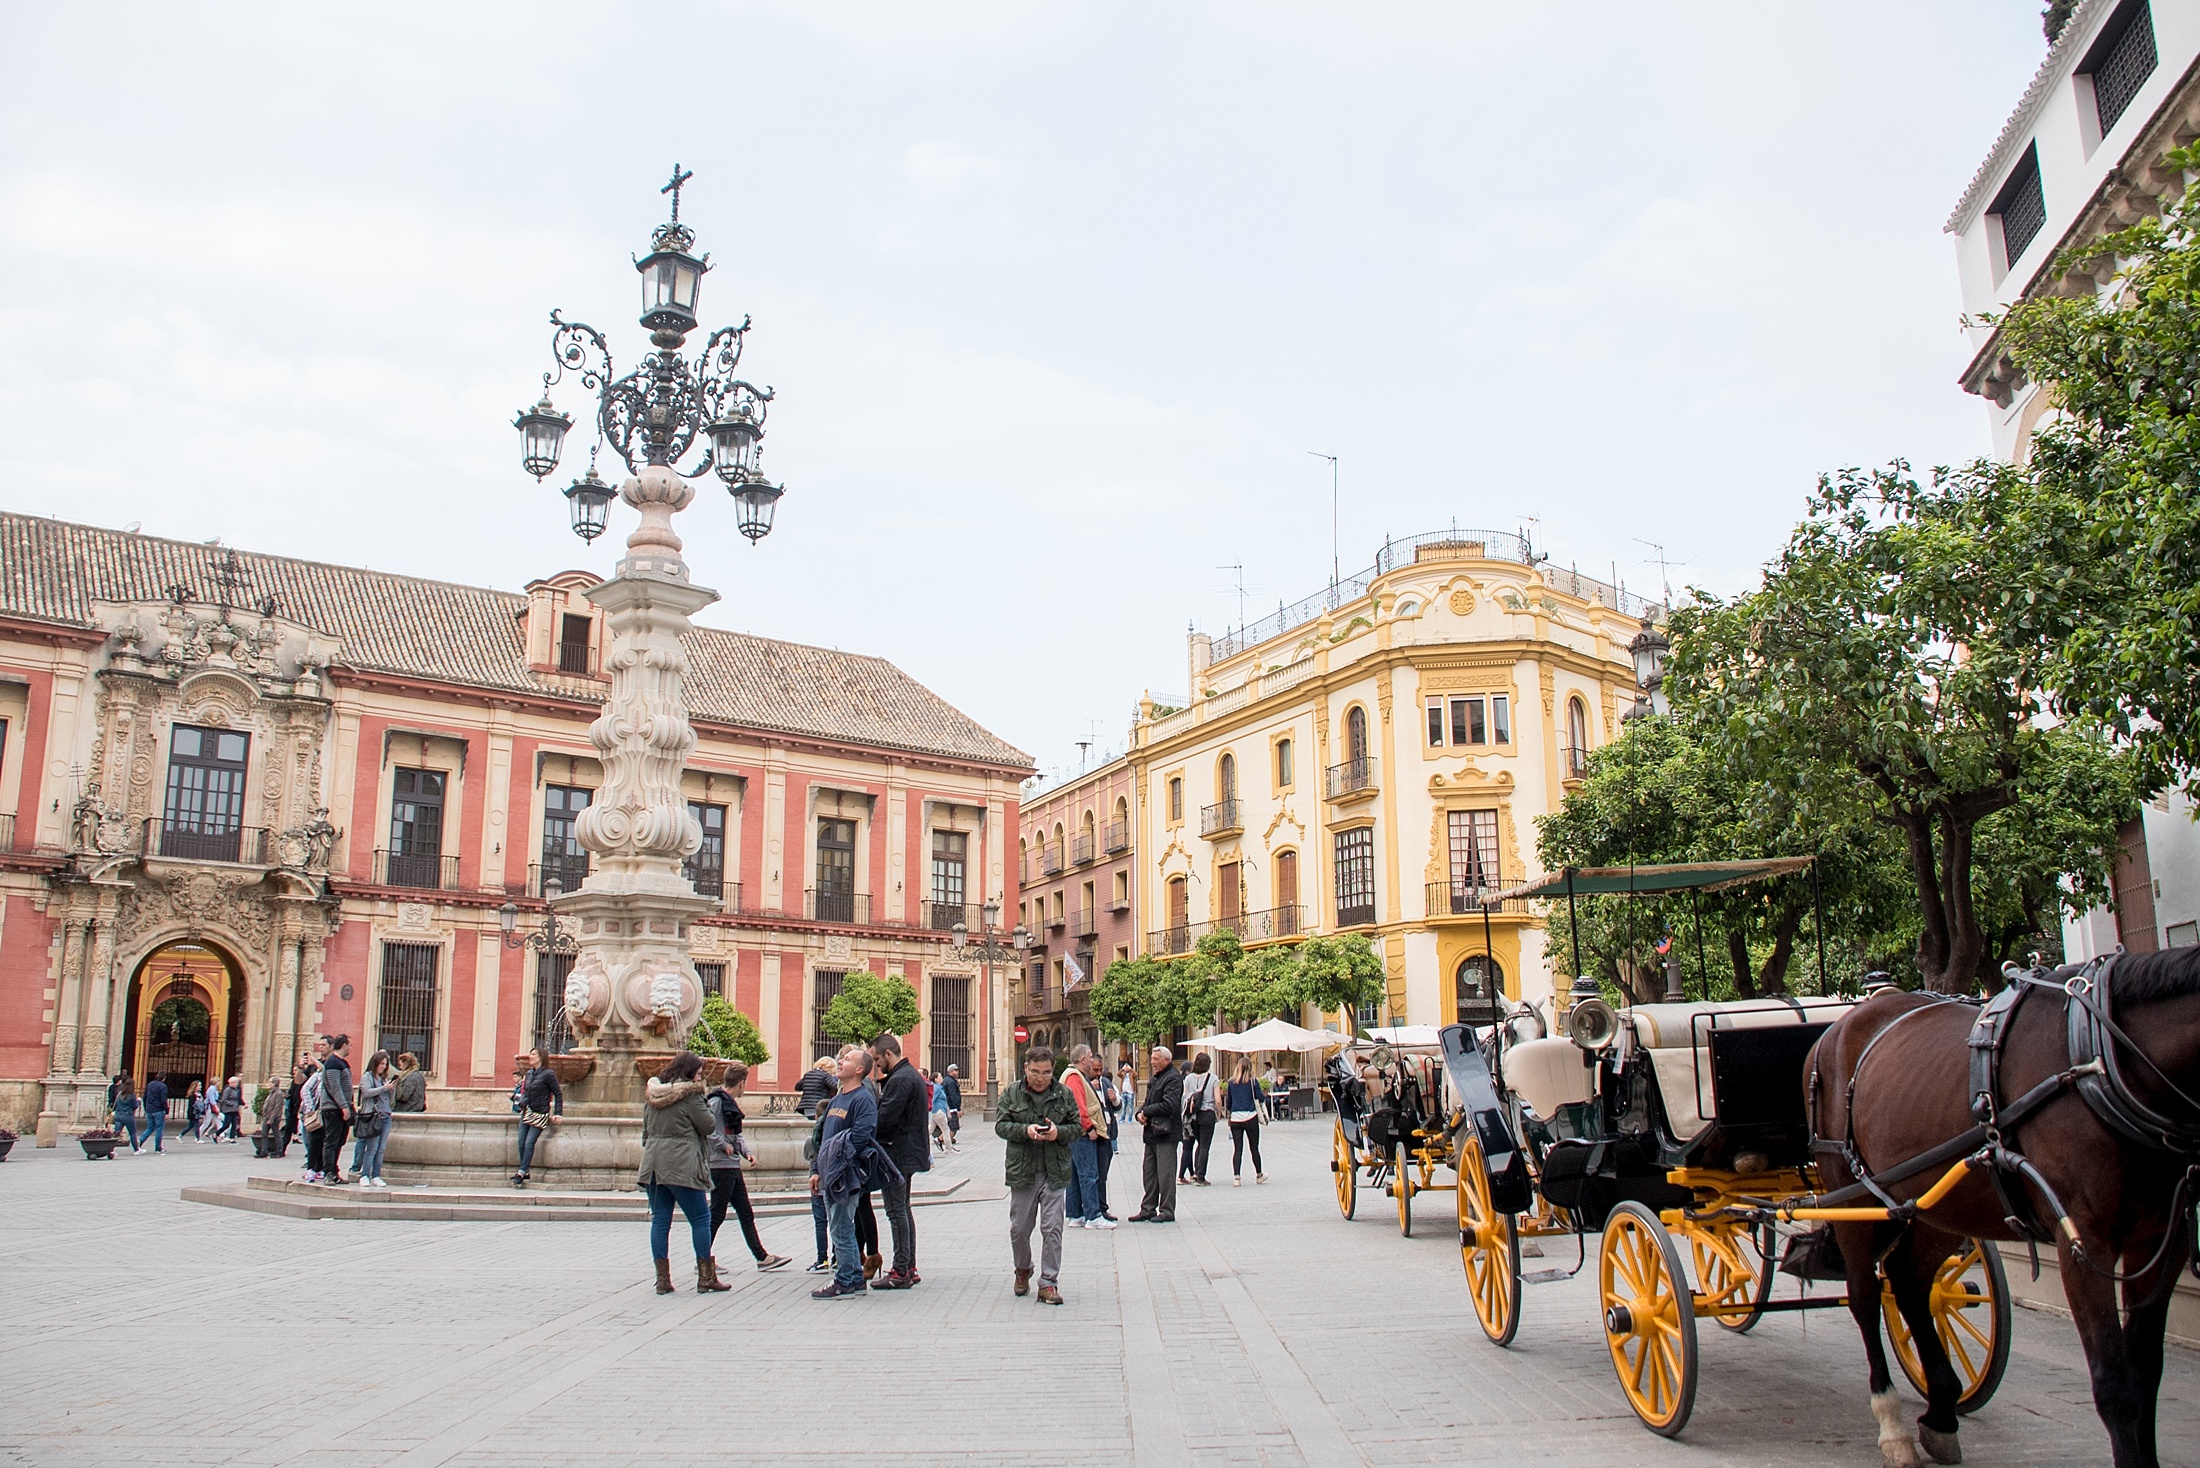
1127, 1212, 1155, 1222
1154, 1213, 1176, 1223
811, 1281, 867, 1300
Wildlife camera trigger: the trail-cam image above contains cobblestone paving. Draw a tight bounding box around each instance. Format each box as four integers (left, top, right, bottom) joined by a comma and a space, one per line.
2, 1121, 2192, 1466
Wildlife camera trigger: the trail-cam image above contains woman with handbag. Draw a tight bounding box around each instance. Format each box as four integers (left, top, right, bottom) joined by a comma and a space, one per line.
511, 1048, 563, 1187
706, 1062, 791, 1272
1225, 1057, 1265, 1185
1179, 1051, 1218, 1185
350, 1051, 395, 1186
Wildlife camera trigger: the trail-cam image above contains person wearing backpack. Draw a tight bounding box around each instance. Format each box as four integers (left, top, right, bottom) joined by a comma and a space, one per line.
1178, 1051, 1218, 1185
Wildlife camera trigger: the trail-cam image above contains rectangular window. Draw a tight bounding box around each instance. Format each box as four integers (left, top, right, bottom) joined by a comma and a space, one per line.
1333, 827, 1375, 927
1447, 697, 1487, 746
1990, 143, 2046, 272
161, 723, 250, 860
815, 818, 855, 922
557, 613, 592, 675
682, 801, 726, 897
930, 830, 967, 929
378, 942, 439, 1068
2085, 0, 2156, 137
1168, 778, 1183, 822
1275, 738, 1294, 788
929, 975, 972, 1078
1029, 958, 1047, 1007
534, 952, 573, 1055
1112, 870, 1129, 908
541, 785, 592, 894
812, 969, 848, 1059
387, 767, 446, 889
1219, 861, 1241, 922
1427, 703, 1444, 747
1492, 696, 1511, 744
693, 961, 726, 998
1447, 809, 1501, 908
2166, 921, 2197, 950
1276, 849, 1299, 915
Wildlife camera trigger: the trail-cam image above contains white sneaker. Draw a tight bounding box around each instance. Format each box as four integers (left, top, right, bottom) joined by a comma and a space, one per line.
1232, 1176, 1242, 1187
1085, 1218, 1118, 1230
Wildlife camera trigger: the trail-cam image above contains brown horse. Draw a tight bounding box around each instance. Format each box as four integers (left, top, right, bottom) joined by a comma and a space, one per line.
1807, 948, 2200, 1468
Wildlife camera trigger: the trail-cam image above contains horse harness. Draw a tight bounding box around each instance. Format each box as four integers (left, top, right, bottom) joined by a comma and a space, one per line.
1811, 956, 2200, 1283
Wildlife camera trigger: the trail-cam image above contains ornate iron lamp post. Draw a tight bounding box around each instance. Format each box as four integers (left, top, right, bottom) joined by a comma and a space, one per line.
507, 167, 786, 1087
949, 898, 1032, 1103
497, 879, 578, 955
1621, 615, 1671, 725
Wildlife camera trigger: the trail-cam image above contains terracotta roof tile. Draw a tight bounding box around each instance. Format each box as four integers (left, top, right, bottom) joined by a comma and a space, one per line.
0, 513, 1031, 772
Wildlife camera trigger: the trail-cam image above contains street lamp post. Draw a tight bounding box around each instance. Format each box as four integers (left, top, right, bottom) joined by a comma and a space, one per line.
1621, 615, 1671, 725
508, 167, 785, 1092
498, 879, 579, 956
949, 898, 1031, 1106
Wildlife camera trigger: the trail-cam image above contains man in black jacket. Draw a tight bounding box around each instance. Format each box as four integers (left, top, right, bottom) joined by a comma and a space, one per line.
868, 1031, 931, 1288
1131, 1046, 1183, 1222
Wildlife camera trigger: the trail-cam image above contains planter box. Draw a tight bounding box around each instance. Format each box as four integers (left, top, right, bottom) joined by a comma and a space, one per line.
79, 1137, 119, 1160
0, 1136, 15, 1162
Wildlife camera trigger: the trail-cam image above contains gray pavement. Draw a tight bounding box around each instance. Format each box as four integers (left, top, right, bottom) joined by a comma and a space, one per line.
1, 1119, 2192, 1467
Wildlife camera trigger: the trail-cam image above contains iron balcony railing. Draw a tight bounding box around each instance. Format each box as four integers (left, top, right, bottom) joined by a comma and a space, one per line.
1200, 798, 1242, 837
1325, 757, 1375, 799
806, 889, 869, 925
1039, 842, 1065, 875
151, 819, 268, 865
524, 859, 590, 899
1045, 907, 1067, 931
1563, 744, 1590, 779
1103, 818, 1130, 854
683, 859, 725, 898
1168, 905, 1306, 949
556, 639, 593, 675
1070, 832, 1096, 865
927, 900, 982, 932
1149, 925, 1193, 957
1335, 901, 1377, 929
1108, 889, 1131, 912
1070, 907, 1098, 938
0, 812, 15, 852
1427, 882, 1533, 918
373, 848, 458, 890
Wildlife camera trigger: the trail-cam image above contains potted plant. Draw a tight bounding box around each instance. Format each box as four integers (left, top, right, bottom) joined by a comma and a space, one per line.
78, 1128, 120, 1160
0, 1126, 17, 1162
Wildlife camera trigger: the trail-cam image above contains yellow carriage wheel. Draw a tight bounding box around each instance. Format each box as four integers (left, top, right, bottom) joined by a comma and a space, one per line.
1690, 1218, 1774, 1334
1455, 1135, 1522, 1347
1884, 1238, 2012, 1415
1330, 1122, 1357, 1221
1393, 1143, 1414, 1237
1600, 1201, 1699, 1437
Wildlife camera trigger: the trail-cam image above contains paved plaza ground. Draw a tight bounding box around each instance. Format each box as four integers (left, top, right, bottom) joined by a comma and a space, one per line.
2, 1117, 2193, 1467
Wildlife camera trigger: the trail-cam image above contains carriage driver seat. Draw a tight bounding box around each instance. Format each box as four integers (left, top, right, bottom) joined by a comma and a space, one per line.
1503, 1037, 1593, 1124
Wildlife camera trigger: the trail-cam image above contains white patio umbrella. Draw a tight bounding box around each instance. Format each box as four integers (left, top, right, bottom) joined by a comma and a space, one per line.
1184, 1017, 1347, 1053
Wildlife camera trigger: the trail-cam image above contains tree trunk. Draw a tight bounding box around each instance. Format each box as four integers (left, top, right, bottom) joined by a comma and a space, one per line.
1893, 803, 1957, 991
1726, 930, 1758, 999
1755, 899, 1807, 996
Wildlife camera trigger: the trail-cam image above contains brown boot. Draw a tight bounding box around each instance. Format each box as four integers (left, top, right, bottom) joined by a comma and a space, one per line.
862, 1252, 883, 1281
697, 1257, 732, 1293
1014, 1266, 1032, 1297
653, 1258, 674, 1295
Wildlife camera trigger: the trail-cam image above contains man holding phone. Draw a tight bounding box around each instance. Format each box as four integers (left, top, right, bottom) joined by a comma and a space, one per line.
994, 1045, 1082, 1305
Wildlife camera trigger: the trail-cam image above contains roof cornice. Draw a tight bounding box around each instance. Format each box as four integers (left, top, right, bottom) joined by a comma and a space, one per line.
1947, 0, 2117, 234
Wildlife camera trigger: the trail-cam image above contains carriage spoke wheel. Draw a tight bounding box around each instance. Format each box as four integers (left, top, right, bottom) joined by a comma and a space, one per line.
1884, 1238, 2012, 1415
1600, 1202, 1698, 1437
1455, 1135, 1522, 1347
1393, 1144, 1414, 1236
1330, 1123, 1356, 1221
1690, 1219, 1773, 1334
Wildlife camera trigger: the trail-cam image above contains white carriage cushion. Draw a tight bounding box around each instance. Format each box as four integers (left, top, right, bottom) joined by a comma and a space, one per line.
1648, 1048, 1714, 1142
1504, 1037, 1593, 1122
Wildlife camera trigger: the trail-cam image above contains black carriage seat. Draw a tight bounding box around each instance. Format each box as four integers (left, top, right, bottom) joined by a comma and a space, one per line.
1626, 999, 1854, 1171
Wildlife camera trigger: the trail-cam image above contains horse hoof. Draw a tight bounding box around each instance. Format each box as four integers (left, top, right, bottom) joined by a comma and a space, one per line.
1880, 1444, 1920, 1468
1918, 1426, 1961, 1465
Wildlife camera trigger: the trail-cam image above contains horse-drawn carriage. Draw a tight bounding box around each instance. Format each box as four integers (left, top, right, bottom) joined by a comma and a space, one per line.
1327, 1026, 1459, 1235
1438, 860, 2016, 1440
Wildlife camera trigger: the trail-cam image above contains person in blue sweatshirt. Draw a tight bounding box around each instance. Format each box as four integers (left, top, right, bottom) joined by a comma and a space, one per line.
809, 1047, 882, 1300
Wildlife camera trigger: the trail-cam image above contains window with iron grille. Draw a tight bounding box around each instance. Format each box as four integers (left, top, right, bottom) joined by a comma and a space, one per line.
1028, 958, 1047, 1008
378, 942, 439, 1068
1447, 809, 1501, 906
388, 768, 446, 887
931, 830, 967, 925
811, 969, 847, 1058
683, 801, 726, 896
542, 785, 592, 892
162, 724, 249, 858
1990, 144, 2046, 272
2084, 0, 2156, 137
929, 975, 971, 1078
694, 961, 726, 998
533, 952, 573, 1055
815, 818, 856, 922
1333, 827, 1375, 927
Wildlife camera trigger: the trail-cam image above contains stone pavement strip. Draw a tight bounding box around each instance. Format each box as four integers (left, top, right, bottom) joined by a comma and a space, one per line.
1, 1122, 2193, 1467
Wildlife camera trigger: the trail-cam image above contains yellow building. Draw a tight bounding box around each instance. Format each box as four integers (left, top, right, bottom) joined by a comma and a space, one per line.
1129, 529, 1654, 1024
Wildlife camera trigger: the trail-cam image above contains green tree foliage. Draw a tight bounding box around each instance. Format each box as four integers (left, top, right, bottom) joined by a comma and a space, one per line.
1994, 156, 2200, 793
817, 971, 921, 1047
1278, 934, 1385, 1022
1087, 932, 1383, 1045
1664, 465, 2140, 992
1088, 955, 1178, 1050
684, 992, 770, 1066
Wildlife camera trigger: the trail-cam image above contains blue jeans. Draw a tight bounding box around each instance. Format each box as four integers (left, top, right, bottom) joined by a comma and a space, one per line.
352, 1124, 388, 1179
143, 1112, 166, 1152
1096, 1137, 1115, 1215
1067, 1137, 1103, 1222
827, 1190, 863, 1288
645, 1182, 713, 1261
809, 1191, 830, 1264
115, 1110, 140, 1147
516, 1122, 545, 1174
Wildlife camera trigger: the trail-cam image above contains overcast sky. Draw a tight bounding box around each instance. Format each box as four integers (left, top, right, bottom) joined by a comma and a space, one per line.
0, 3, 2048, 783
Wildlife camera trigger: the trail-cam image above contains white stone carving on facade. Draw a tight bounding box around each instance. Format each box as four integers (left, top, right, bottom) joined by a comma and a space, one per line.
396, 903, 434, 933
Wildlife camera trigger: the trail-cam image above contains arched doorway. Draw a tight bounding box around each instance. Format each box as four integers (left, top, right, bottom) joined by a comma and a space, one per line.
1455, 953, 1504, 1027
126, 941, 244, 1095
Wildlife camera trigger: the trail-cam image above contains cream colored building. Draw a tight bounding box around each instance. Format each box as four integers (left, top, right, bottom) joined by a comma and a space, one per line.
1128, 529, 1654, 1025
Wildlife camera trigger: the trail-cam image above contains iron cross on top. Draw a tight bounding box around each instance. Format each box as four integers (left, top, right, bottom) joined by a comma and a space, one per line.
661, 164, 694, 222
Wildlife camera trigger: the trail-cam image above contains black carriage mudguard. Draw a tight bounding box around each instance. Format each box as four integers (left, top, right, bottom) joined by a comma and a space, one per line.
1439, 1023, 1533, 1215
1538, 1135, 1694, 1230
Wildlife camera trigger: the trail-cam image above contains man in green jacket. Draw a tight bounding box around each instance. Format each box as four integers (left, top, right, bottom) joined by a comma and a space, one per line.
994, 1045, 1082, 1305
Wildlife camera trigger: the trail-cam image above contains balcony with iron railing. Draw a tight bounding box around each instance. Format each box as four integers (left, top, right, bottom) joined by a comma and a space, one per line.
927, 900, 982, 932
1103, 818, 1130, 854
1325, 757, 1376, 800
556, 638, 593, 675
1070, 906, 1098, 938
1108, 887, 1131, 912
1039, 841, 1065, 875
0, 812, 16, 853
1335, 898, 1377, 929
520, 858, 591, 899
1563, 744, 1590, 780
1070, 832, 1095, 865
1149, 925, 1193, 957
1426, 882, 1533, 919
149, 819, 269, 865
372, 848, 459, 890
806, 889, 871, 925
683, 858, 725, 899
1199, 798, 1242, 838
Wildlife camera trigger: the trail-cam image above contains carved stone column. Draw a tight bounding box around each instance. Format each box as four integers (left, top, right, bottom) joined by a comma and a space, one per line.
49, 918, 87, 1079
77, 917, 119, 1081
559, 463, 716, 1095
274, 935, 301, 1077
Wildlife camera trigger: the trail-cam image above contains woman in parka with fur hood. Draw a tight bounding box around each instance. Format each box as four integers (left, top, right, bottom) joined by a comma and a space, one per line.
639, 1052, 734, 1296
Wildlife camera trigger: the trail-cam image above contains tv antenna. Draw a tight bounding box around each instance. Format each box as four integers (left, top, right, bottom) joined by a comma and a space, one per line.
1216, 563, 1261, 630
1632, 538, 1685, 607
1308, 452, 1339, 587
